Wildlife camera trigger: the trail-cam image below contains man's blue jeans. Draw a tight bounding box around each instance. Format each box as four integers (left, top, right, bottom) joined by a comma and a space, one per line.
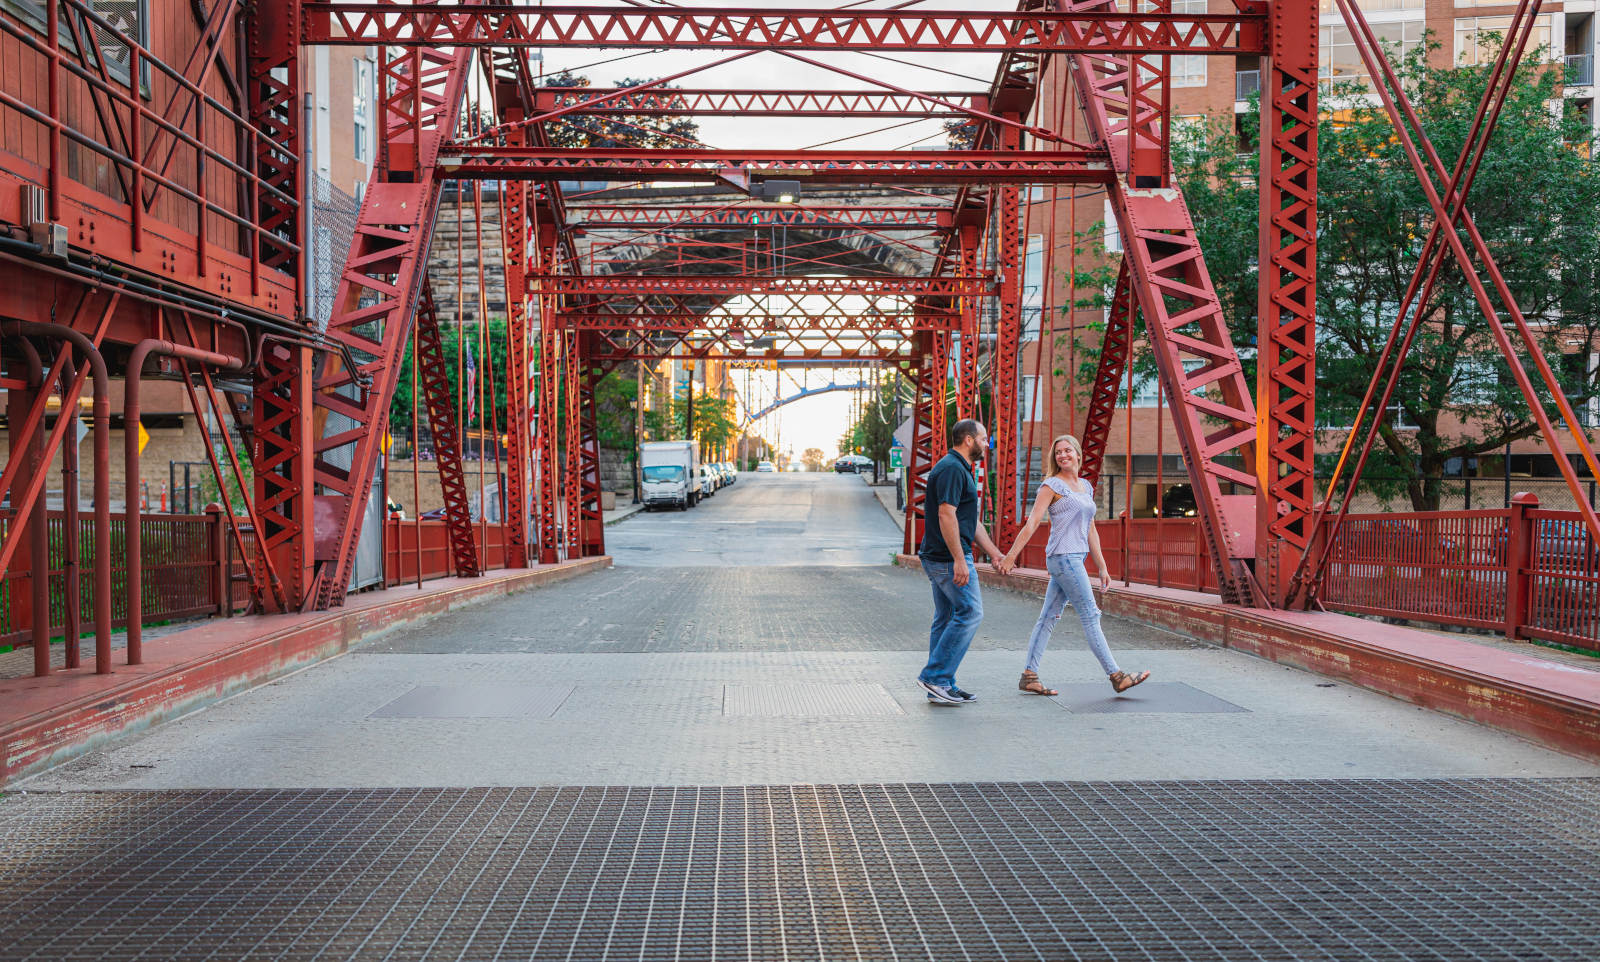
920, 552, 984, 689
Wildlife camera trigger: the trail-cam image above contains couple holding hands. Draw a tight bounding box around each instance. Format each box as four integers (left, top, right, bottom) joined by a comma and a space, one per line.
914, 419, 1151, 706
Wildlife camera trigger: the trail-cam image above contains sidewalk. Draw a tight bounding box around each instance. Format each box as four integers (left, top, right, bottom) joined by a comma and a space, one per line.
0, 557, 609, 787
866, 478, 904, 530
896, 552, 1600, 763
605, 502, 646, 525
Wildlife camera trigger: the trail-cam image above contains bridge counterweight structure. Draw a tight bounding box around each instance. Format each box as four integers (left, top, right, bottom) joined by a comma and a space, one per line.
7, 0, 1596, 680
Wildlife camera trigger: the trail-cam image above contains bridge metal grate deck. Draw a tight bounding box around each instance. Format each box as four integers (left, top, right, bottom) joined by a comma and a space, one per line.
3, 780, 1599, 960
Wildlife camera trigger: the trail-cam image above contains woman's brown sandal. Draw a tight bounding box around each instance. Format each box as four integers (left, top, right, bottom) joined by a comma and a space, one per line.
1019, 671, 1058, 696
1110, 670, 1150, 693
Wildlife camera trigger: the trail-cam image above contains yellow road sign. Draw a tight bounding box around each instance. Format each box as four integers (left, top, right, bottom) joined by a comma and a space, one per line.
137, 420, 150, 454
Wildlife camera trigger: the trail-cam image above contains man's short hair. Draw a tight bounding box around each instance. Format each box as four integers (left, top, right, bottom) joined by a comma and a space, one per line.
950, 419, 984, 447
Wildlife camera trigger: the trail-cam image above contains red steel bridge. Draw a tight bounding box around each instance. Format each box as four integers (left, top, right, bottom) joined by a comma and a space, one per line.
2, 0, 1598, 677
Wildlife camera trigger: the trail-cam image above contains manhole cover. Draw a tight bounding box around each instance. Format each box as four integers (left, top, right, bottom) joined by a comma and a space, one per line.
1052, 682, 1248, 714
723, 683, 904, 716
369, 685, 574, 718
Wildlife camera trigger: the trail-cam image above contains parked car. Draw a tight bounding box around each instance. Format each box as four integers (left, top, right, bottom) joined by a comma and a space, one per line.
721, 462, 737, 485
698, 463, 719, 497
834, 454, 873, 474
756, 461, 777, 473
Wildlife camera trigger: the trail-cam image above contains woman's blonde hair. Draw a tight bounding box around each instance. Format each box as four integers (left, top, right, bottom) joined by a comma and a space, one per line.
1045, 434, 1083, 479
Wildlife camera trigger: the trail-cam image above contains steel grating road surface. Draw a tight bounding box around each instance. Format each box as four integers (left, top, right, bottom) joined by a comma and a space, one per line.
4, 780, 1600, 961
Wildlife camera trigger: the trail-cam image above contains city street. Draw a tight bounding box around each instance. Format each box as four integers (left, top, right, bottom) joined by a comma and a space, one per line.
23, 472, 1594, 789
606, 471, 904, 566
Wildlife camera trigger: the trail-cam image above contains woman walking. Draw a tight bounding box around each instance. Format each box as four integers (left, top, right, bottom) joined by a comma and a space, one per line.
999, 435, 1150, 696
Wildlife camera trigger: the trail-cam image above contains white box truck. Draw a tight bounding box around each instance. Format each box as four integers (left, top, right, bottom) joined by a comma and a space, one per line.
640, 440, 700, 510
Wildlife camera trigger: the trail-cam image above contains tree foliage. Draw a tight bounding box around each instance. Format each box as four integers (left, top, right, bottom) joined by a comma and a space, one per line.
802, 447, 827, 471
841, 381, 900, 465
539, 71, 703, 149
1171, 35, 1600, 509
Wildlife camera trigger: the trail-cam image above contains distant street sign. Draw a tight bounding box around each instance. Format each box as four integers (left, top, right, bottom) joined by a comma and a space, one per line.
889, 448, 903, 469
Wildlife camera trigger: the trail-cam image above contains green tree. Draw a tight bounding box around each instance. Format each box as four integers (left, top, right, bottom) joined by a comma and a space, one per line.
539, 71, 703, 149
841, 381, 900, 465
1170, 35, 1600, 510
643, 392, 738, 453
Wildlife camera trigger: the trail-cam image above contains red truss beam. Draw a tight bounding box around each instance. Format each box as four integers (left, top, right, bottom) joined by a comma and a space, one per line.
414, 281, 483, 578
1080, 261, 1133, 487
310, 43, 474, 609
303, 5, 1264, 54
532, 89, 985, 118
569, 206, 953, 230
1071, 0, 1264, 606
526, 276, 990, 297
438, 148, 1112, 185
1255, 0, 1319, 604
578, 322, 929, 355
559, 301, 960, 328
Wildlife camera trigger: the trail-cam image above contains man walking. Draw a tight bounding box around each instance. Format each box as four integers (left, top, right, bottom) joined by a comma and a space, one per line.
917, 419, 1007, 705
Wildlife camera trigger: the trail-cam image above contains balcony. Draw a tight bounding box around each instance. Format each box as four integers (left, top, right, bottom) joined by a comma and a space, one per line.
1235, 70, 1261, 102
1568, 54, 1594, 87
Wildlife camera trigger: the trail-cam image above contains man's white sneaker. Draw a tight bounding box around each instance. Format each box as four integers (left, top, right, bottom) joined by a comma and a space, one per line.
917, 680, 963, 704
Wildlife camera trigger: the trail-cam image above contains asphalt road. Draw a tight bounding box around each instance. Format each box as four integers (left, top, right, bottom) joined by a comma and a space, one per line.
605, 471, 904, 566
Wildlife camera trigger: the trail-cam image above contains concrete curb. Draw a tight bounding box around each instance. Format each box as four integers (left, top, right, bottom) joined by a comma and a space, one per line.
894, 553, 1600, 763
2, 558, 609, 787
604, 504, 646, 526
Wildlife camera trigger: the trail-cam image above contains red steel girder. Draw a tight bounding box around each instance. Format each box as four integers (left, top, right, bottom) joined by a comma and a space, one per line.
252, 340, 314, 609
535, 224, 564, 564
303, 5, 1264, 54
527, 275, 989, 298
575, 337, 609, 558
1080, 260, 1133, 487
576, 204, 947, 230
1255, 0, 1319, 604
569, 206, 952, 230
501, 126, 533, 568
991, 123, 1024, 542
533, 89, 984, 118
247, 0, 303, 290
310, 42, 474, 609
414, 281, 483, 578
560, 305, 959, 329
438, 147, 1113, 185
1071, 0, 1264, 606
956, 224, 980, 422
901, 334, 950, 554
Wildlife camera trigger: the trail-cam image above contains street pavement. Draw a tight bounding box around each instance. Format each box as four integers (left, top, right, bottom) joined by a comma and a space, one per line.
21, 472, 1598, 789
11, 473, 1600, 961
605, 471, 904, 566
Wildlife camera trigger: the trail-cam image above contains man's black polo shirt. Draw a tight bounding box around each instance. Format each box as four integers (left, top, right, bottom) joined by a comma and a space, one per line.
919, 450, 978, 563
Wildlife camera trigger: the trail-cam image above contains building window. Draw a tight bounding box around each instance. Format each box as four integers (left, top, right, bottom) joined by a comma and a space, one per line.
353, 60, 373, 163
1020, 375, 1042, 422
1022, 234, 1044, 340
1318, 0, 1420, 10
1321, 20, 1424, 89
1172, 55, 1207, 88
1456, 16, 1554, 66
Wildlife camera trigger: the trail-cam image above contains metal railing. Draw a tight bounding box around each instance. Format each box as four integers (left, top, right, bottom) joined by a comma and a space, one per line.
1567, 54, 1594, 87
0, 510, 243, 649
1236, 70, 1261, 101
1008, 494, 1598, 651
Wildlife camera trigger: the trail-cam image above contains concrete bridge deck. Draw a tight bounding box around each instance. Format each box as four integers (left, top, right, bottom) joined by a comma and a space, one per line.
4, 474, 1600, 960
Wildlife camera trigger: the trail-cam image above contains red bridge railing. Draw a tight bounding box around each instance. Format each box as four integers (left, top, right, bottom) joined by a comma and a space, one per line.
1015, 494, 1598, 653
